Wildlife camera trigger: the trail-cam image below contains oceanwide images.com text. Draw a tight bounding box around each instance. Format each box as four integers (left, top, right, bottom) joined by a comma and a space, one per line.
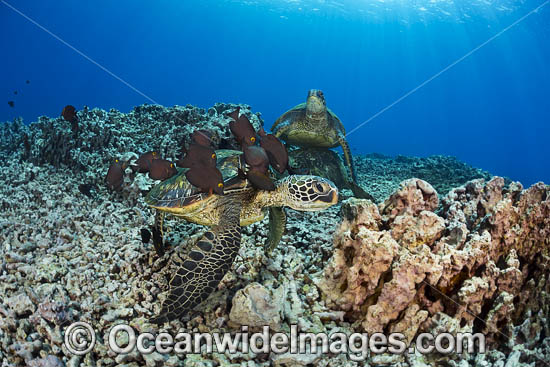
65, 322, 486, 360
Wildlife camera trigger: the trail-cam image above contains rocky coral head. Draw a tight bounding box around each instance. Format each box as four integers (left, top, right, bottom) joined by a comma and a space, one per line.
278, 175, 338, 211
306, 89, 326, 117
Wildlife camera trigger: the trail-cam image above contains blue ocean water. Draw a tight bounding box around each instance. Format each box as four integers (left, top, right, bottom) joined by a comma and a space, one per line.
1, 0, 549, 186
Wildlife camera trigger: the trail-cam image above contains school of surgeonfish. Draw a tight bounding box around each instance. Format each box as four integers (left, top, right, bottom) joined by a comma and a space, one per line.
102, 108, 290, 247
6, 80, 30, 109
104, 108, 289, 194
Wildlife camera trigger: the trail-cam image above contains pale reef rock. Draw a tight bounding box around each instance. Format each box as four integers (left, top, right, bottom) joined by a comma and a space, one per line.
319, 177, 550, 365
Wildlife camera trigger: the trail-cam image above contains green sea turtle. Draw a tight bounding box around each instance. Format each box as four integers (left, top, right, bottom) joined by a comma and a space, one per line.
145, 149, 338, 323
271, 89, 371, 199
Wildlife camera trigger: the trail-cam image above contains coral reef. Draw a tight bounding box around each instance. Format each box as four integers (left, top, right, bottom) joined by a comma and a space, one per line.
319, 177, 550, 365
356, 153, 492, 202
0, 103, 546, 366
0, 103, 263, 170
288, 148, 491, 202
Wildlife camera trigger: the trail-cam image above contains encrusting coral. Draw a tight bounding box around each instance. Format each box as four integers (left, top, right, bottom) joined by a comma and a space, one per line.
319, 177, 550, 363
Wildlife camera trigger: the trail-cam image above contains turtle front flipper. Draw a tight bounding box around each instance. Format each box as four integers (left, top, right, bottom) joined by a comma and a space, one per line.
151, 202, 242, 324
271, 105, 306, 135
337, 134, 357, 182
265, 206, 286, 254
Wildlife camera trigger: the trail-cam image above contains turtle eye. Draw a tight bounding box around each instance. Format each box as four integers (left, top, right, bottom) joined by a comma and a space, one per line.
170, 163, 174, 168
218, 183, 223, 188
211, 153, 216, 159
314, 182, 325, 192
250, 137, 256, 143
152, 152, 156, 156
115, 159, 119, 163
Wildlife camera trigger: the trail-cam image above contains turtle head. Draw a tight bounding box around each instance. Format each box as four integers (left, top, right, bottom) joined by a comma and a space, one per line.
306, 89, 327, 118
277, 175, 338, 211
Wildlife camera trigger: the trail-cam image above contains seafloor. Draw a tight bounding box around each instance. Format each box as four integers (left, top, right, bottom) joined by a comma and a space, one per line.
0, 104, 548, 367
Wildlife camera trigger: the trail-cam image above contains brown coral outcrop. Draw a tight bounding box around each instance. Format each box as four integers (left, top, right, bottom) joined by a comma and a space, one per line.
319, 177, 550, 352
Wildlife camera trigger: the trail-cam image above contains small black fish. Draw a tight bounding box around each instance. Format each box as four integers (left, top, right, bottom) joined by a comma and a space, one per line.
132, 151, 159, 173
186, 166, 224, 195
140, 228, 151, 244
105, 159, 127, 190
8, 101, 14, 108
177, 144, 217, 169
14, 91, 18, 95
78, 183, 97, 198
26, 80, 30, 84
149, 159, 178, 180
229, 107, 257, 147
258, 127, 288, 174
151, 226, 164, 256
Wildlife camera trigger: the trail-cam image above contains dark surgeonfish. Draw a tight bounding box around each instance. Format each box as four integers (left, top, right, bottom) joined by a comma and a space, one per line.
229, 107, 257, 147
61, 105, 77, 123
8, 101, 14, 108
242, 146, 276, 190
243, 145, 269, 173
105, 159, 128, 190
140, 228, 151, 244
149, 159, 178, 180
177, 144, 216, 169
244, 169, 275, 191
192, 129, 214, 147
185, 165, 224, 195
258, 127, 288, 174
132, 151, 159, 173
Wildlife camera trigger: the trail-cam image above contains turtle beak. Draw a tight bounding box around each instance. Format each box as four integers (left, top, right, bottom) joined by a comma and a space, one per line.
319, 189, 338, 205
330, 189, 338, 204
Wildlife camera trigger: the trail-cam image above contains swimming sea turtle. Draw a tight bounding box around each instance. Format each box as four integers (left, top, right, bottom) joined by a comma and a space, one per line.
272, 89, 372, 199
145, 149, 338, 323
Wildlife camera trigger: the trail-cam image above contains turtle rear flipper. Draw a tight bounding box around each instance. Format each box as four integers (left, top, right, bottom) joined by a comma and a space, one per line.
335, 135, 375, 201
265, 206, 286, 254
350, 182, 375, 202
151, 201, 242, 324
337, 134, 356, 183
